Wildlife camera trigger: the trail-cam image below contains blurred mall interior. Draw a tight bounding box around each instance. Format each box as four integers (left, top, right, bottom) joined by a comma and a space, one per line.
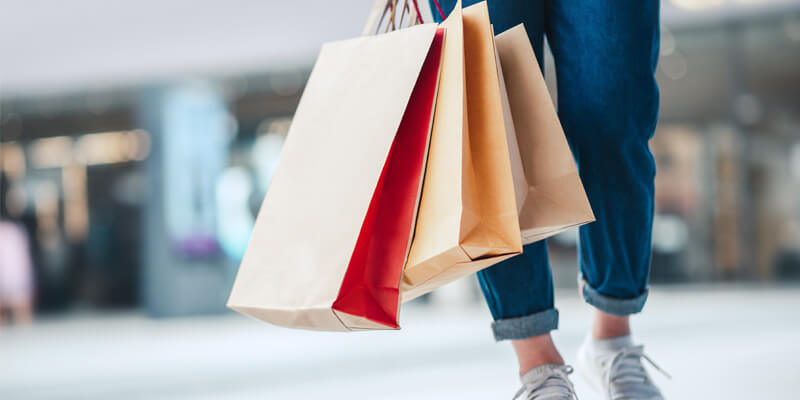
2, 1, 800, 399
1, 0, 800, 319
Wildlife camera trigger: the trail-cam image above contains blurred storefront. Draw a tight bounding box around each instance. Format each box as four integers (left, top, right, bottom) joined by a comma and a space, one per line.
0, 72, 308, 315
651, 5, 800, 282
1, 107, 150, 311
1, 1, 799, 317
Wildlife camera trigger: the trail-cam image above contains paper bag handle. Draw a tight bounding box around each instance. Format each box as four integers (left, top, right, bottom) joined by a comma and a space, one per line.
362, 0, 446, 36
430, 0, 446, 20
362, 0, 418, 36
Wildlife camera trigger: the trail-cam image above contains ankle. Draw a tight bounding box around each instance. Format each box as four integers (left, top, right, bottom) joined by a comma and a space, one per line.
512, 333, 565, 375
592, 309, 631, 339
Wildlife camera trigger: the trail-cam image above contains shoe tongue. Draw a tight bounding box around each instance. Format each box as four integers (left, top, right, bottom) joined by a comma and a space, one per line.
520, 363, 565, 384
592, 334, 634, 353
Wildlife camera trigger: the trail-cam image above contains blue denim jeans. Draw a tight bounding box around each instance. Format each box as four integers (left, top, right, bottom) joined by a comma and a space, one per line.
432, 0, 660, 341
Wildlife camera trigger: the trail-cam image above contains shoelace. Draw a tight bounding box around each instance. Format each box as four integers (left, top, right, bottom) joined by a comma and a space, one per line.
600, 345, 670, 400
513, 365, 578, 400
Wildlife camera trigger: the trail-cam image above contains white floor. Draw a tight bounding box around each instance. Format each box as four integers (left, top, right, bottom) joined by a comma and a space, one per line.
2, 285, 799, 399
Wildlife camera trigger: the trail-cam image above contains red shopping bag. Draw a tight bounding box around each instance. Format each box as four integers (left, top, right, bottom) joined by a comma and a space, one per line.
332, 28, 444, 328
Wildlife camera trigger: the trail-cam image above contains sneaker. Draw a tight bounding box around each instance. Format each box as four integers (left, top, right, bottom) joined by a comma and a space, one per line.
513, 363, 578, 400
577, 335, 669, 400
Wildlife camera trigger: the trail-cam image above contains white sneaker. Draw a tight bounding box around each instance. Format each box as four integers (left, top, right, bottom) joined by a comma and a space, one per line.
576, 335, 669, 400
513, 363, 578, 400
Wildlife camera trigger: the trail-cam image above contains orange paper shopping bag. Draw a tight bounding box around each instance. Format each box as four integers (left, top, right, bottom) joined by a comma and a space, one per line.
401, 1, 523, 301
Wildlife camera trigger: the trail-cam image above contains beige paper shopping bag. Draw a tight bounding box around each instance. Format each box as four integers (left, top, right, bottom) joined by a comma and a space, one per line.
227, 23, 442, 331
495, 24, 595, 244
401, 1, 522, 301
493, 26, 527, 217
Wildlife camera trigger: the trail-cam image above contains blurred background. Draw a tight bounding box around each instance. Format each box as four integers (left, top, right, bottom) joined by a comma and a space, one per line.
1, 0, 799, 399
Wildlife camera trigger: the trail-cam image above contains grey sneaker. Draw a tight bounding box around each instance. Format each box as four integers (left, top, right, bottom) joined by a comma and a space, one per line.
513, 363, 578, 400
577, 336, 669, 400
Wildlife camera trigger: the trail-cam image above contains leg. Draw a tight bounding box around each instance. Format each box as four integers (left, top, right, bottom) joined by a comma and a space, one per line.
433, 0, 559, 376
481, 242, 563, 374
545, 0, 660, 325
546, 2, 667, 398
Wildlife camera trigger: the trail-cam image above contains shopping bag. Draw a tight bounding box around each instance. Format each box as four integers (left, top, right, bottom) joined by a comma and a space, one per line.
227, 22, 445, 331
401, 1, 522, 301
495, 24, 595, 244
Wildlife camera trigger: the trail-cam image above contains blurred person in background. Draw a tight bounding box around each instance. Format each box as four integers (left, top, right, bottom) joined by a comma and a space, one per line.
433, 1, 665, 399
0, 172, 35, 326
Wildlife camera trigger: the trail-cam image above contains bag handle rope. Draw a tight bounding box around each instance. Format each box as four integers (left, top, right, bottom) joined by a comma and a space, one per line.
362, 0, 446, 36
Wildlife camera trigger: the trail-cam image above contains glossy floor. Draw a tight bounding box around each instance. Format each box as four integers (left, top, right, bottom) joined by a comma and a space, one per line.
2, 284, 798, 399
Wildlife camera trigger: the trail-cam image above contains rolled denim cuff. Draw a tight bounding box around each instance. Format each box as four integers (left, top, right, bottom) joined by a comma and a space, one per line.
580, 279, 648, 316
491, 308, 559, 341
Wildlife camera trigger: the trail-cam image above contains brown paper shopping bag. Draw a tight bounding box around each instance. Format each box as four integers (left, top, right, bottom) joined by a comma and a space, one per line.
495, 24, 595, 244
401, 1, 522, 301
227, 24, 444, 331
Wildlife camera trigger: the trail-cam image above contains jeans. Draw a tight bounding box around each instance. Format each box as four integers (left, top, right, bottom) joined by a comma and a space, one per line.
432, 0, 660, 341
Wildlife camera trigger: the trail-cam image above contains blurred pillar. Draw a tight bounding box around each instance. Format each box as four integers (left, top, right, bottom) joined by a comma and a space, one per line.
711, 126, 743, 279
136, 83, 236, 317
719, 21, 756, 279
